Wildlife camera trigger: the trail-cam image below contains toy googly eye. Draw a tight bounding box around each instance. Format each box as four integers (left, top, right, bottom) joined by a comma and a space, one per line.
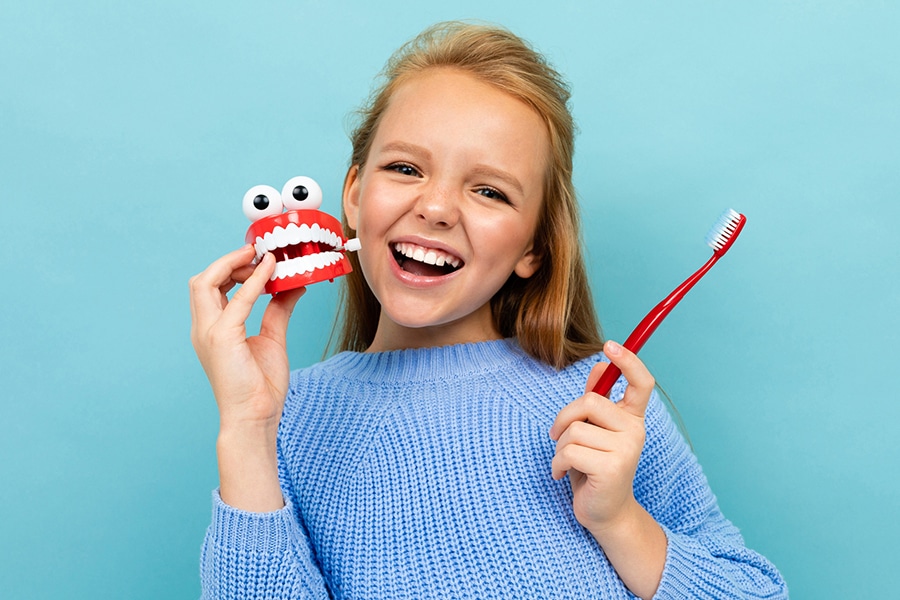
282, 176, 323, 211
243, 185, 284, 222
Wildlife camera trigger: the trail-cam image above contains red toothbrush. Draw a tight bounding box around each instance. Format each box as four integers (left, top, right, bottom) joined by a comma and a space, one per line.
592, 209, 747, 396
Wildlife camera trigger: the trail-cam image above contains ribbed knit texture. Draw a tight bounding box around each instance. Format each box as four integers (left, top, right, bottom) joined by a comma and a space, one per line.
201, 339, 787, 599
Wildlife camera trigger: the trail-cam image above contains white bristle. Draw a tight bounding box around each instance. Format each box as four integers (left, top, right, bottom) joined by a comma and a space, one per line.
705, 208, 742, 251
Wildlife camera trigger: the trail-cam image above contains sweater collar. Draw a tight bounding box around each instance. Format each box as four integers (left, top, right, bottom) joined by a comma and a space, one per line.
322, 338, 532, 384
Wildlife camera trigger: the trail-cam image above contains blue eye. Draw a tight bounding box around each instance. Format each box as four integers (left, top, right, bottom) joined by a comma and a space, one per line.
388, 163, 419, 177
477, 187, 509, 203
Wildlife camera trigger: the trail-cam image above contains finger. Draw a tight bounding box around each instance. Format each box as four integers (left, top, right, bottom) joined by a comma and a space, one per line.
550, 393, 631, 441
214, 264, 259, 310
230, 264, 258, 285
554, 414, 646, 468
554, 420, 619, 454
258, 286, 307, 346
192, 245, 257, 290
190, 245, 257, 325
603, 340, 654, 418
218, 252, 276, 330
551, 443, 607, 480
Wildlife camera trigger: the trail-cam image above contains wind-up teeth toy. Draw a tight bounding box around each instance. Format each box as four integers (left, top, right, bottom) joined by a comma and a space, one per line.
243, 176, 360, 294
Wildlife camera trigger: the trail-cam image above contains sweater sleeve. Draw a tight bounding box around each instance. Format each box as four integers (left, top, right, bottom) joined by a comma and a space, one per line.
199, 489, 330, 599
632, 391, 789, 599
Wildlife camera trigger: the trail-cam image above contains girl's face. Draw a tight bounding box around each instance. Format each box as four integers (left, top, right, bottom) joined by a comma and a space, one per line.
343, 68, 548, 351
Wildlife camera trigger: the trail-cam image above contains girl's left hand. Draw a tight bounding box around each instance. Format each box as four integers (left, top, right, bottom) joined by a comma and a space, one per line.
549, 340, 655, 536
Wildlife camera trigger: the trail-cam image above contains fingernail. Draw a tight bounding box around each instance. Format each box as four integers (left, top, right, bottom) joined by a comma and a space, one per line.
607, 340, 622, 356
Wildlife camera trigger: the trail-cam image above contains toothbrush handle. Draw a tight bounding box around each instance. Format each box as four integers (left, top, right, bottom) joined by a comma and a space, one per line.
592, 253, 721, 397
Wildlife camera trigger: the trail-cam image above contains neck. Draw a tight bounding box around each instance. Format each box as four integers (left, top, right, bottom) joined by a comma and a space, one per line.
367, 305, 502, 353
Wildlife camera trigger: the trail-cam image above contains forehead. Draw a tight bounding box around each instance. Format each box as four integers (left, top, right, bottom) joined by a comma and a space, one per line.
373, 68, 550, 173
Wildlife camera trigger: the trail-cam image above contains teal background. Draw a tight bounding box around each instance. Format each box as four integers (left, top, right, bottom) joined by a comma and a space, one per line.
2, 1, 897, 597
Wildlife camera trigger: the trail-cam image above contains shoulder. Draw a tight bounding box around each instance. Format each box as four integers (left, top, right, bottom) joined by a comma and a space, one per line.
283, 352, 368, 415
550, 350, 610, 396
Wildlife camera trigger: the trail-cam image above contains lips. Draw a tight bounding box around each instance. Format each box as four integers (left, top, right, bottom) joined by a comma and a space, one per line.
245, 210, 353, 294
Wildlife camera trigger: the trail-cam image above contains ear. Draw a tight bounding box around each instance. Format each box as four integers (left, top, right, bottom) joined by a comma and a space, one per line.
342, 165, 362, 230
513, 245, 541, 279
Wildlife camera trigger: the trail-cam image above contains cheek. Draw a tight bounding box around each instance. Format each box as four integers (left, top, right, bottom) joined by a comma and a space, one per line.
354, 207, 382, 244
353, 207, 391, 276
351, 245, 379, 296
495, 216, 539, 255
353, 185, 389, 232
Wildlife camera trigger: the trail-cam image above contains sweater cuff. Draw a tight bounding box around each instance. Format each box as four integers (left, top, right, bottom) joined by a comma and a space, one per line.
204, 490, 331, 599
652, 524, 787, 599
653, 524, 703, 599
209, 488, 297, 554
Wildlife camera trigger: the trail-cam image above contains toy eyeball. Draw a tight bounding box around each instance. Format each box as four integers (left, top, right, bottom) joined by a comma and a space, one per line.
282, 176, 323, 211
242, 185, 284, 222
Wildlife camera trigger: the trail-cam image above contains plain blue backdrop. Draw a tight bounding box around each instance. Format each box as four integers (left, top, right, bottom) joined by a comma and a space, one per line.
2, 1, 897, 597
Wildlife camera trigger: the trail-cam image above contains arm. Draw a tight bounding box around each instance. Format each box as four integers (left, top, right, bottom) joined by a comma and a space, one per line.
551, 341, 665, 598
551, 341, 787, 599
190, 247, 298, 510
190, 246, 329, 598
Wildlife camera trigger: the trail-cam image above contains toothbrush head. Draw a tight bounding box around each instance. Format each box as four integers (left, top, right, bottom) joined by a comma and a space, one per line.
705, 208, 747, 257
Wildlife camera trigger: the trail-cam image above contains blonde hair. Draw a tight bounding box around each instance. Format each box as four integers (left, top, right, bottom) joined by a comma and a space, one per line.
334, 21, 604, 369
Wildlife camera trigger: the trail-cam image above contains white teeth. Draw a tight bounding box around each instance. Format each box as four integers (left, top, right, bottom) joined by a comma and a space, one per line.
252, 222, 348, 280
253, 223, 343, 260
394, 242, 461, 269
272, 251, 344, 280
262, 231, 276, 252
286, 224, 302, 246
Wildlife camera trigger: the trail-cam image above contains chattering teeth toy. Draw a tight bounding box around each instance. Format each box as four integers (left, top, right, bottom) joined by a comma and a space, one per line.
243, 176, 361, 294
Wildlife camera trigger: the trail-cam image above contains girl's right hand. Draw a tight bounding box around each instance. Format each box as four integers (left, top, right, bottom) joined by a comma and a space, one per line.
189, 245, 305, 511
189, 245, 305, 428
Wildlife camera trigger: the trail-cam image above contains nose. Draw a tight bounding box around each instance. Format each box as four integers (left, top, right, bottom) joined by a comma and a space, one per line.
414, 183, 460, 229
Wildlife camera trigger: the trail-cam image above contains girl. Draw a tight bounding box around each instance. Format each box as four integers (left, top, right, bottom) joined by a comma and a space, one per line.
190, 21, 787, 599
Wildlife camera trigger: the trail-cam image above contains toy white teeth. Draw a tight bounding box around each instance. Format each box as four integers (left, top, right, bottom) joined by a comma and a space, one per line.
273, 251, 346, 280
254, 223, 342, 260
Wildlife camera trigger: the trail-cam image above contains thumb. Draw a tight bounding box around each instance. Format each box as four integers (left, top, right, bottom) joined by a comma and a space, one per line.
603, 340, 654, 418
258, 286, 306, 345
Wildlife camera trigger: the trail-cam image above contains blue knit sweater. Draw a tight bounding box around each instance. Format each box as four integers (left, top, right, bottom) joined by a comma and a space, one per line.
201, 339, 787, 598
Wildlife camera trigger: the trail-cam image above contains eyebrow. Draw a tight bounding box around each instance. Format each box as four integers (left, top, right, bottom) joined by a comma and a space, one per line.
377, 141, 525, 197
378, 141, 433, 161
470, 165, 524, 197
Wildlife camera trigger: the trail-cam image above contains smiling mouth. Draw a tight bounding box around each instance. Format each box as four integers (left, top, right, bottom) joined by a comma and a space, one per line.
246, 210, 354, 293
392, 242, 463, 277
